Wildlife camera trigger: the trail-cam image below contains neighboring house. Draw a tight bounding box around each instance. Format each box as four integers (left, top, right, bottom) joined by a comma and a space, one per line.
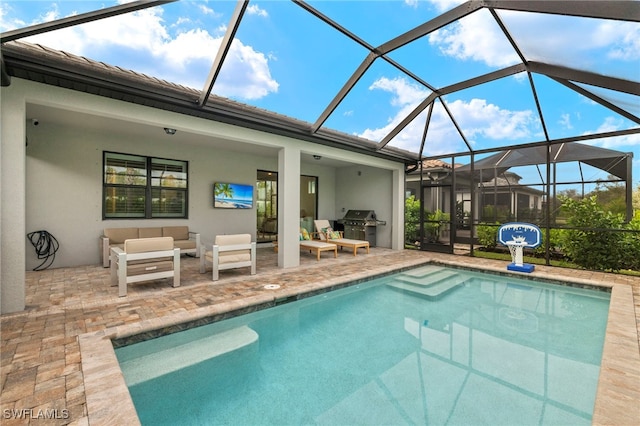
476, 172, 545, 223
406, 160, 544, 229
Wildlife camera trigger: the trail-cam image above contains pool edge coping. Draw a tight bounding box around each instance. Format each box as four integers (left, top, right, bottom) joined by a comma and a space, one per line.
593, 283, 640, 425
79, 262, 639, 425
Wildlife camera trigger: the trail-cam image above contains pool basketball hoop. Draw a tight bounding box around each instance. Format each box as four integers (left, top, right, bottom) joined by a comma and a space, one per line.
497, 223, 542, 273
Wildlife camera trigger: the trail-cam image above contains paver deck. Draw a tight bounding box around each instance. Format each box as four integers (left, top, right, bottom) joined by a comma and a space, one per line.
1, 248, 639, 425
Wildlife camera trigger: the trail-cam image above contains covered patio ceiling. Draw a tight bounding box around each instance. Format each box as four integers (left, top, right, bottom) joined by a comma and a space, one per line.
1, 0, 639, 166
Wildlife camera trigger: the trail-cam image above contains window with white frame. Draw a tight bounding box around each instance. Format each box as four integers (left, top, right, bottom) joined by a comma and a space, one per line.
103, 152, 188, 219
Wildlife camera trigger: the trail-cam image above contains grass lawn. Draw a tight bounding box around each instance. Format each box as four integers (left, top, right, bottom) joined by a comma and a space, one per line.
404, 244, 640, 277
471, 249, 640, 277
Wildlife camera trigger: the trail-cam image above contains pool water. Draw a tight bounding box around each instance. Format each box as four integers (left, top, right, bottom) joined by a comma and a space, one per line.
116, 265, 610, 425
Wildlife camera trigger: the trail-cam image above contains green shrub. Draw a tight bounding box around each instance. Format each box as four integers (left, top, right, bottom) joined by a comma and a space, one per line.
533, 228, 563, 258
405, 196, 420, 245
477, 222, 499, 249
424, 209, 450, 243
559, 196, 626, 271
620, 211, 640, 271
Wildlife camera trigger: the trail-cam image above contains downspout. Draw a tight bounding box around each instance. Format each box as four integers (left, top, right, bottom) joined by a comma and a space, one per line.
0, 54, 11, 86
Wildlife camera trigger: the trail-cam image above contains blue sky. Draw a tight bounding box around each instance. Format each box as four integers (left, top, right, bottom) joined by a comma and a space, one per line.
1, 0, 639, 188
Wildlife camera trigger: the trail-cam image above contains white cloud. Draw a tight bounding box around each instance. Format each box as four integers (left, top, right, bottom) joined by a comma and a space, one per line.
247, 4, 268, 18
358, 77, 430, 148
358, 102, 421, 148
216, 23, 227, 34
22, 6, 278, 100
175, 17, 191, 26
217, 39, 279, 99
25, 7, 171, 55
597, 21, 640, 61
358, 77, 536, 153
587, 117, 640, 149
596, 116, 623, 133
559, 113, 573, 130
425, 6, 639, 70
448, 98, 535, 140
428, 10, 519, 67
0, 3, 20, 31
369, 77, 429, 107
197, 3, 216, 16
492, 11, 639, 67
404, 0, 419, 9
427, 0, 466, 13
160, 29, 217, 71
39, 4, 63, 25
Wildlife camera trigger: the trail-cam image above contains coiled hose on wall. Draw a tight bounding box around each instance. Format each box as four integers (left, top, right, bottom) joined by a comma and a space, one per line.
26, 230, 59, 271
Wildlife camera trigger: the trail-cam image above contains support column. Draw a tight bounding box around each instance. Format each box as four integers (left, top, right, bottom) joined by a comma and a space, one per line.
277, 147, 300, 268
1, 86, 27, 313
391, 167, 404, 250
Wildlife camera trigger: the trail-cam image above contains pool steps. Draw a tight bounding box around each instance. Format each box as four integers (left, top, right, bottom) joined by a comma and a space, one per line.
118, 326, 258, 386
387, 265, 469, 299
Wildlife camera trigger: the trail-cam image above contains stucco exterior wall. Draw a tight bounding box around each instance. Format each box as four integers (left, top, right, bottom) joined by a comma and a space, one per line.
1, 83, 27, 313
335, 165, 394, 248
1, 78, 405, 312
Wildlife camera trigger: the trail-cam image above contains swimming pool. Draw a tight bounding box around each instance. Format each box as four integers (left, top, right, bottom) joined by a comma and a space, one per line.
115, 264, 610, 425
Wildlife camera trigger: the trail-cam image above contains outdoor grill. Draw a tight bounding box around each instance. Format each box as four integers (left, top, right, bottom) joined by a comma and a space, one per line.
341, 210, 386, 247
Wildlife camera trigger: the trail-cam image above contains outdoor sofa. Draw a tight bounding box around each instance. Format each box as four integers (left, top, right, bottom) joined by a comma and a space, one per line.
101, 225, 200, 267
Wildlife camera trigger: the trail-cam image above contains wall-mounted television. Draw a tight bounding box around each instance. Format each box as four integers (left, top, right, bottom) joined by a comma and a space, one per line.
214, 182, 253, 209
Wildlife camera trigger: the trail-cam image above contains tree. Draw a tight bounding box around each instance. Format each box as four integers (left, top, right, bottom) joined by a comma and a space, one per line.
557, 188, 579, 200
588, 178, 626, 216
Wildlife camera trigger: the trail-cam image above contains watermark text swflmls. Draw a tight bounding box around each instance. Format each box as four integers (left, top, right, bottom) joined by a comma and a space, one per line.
3, 408, 70, 420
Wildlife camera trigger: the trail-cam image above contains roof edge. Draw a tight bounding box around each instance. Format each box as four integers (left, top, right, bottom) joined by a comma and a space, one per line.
1, 41, 414, 165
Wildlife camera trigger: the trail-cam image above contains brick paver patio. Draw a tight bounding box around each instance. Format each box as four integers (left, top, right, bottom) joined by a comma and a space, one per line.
1, 248, 639, 425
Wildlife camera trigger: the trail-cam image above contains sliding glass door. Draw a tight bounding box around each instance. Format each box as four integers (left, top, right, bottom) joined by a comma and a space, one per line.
256, 170, 278, 243
256, 171, 317, 243
300, 175, 317, 234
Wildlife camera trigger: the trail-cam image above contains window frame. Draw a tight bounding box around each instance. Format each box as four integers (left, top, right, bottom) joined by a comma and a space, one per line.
103, 151, 189, 219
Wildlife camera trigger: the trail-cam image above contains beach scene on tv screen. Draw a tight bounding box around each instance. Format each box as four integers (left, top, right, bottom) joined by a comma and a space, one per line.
214, 182, 253, 209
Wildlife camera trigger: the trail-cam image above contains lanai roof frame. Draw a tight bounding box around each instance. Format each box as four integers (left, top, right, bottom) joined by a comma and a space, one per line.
1, 0, 638, 164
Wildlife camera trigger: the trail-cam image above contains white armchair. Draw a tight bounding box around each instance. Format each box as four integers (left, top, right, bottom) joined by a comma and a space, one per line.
110, 237, 180, 297
200, 234, 256, 281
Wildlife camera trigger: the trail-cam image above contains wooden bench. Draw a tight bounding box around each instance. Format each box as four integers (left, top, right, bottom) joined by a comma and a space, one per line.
326, 236, 370, 256
300, 240, 338, 260
314, 219, 370, 256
